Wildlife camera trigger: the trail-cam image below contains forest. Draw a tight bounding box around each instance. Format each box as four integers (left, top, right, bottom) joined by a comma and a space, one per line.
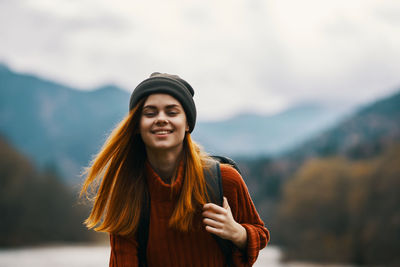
0, 137, 96, 246
275, 144, 400, 265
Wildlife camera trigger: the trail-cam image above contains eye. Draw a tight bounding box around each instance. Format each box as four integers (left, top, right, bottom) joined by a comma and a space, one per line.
167, 110, 179, 116
143, 110, 157, 117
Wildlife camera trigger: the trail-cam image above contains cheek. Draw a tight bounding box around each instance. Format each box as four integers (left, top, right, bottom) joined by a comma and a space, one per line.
178, 114, 188, 131
176, 117, 188, 132
139, 118, 151, 134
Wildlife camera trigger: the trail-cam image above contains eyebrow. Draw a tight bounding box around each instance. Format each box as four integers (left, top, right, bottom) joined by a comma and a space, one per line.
143, 104, 181, 109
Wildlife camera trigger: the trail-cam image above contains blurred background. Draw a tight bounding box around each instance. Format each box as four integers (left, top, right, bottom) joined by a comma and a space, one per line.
1, 0, 400, 266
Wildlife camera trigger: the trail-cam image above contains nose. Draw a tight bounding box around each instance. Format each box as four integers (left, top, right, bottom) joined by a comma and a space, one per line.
155, 118, 169, 125
154, 113, 169, 125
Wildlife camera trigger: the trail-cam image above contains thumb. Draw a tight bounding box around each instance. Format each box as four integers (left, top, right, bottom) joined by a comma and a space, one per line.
223, 197, 229, 209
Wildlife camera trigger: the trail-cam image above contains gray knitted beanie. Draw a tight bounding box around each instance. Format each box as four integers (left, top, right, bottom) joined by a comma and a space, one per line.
129, 72, 197, 132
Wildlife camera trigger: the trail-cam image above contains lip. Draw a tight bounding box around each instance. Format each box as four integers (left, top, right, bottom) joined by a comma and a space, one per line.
151, 129, 174, 135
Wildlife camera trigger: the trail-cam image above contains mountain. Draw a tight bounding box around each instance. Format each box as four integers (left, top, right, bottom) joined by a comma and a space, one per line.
0, 63, 350, 181
237, 88, 400, 219
0, 64, 129, 182
244, 88, 400, 186
194, 103, 348, 157
251, 87, 400, 203
288, 89, 400, 160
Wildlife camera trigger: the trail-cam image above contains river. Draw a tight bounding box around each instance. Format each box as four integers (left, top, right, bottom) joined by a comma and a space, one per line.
0, 245, 345, 267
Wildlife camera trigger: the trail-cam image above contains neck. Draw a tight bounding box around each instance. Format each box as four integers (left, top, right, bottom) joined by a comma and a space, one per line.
146, 145, 183, 183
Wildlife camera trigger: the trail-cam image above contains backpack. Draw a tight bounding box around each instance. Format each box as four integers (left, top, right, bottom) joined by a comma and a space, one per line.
137, 156, 241, 267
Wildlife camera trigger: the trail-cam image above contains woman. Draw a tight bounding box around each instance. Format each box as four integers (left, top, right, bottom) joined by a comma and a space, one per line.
80, 73, 269, 267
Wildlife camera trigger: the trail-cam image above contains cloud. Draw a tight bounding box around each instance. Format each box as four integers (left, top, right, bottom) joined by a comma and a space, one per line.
1, 0, 400, 120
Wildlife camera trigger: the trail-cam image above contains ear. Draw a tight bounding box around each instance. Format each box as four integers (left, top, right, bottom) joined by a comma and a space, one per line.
186, 123, 189, 132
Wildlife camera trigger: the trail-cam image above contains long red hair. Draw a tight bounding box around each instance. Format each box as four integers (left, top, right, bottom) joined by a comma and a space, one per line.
80, 98, 210, 237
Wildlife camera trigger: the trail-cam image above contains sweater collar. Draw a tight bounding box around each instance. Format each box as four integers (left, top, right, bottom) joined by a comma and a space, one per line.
145, 160, 184, 201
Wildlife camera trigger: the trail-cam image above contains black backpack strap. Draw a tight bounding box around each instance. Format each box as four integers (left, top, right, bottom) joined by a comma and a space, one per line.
204, 159, 234, 267
204, 159, 224, 204
137, 186, 150, 267
210, 155, 241, 175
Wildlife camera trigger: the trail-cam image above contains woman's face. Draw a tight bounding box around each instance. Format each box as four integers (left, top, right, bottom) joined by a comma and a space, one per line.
140, 93, 189, 153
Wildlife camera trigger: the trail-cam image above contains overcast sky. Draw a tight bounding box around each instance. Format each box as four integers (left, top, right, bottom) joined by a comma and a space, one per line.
1, 0, 400, 120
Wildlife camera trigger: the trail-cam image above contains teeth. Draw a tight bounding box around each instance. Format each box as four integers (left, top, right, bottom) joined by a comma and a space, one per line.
154, 130, 170, 134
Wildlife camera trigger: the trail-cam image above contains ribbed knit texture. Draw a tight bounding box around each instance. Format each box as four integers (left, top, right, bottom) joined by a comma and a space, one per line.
109, 162, 270, 267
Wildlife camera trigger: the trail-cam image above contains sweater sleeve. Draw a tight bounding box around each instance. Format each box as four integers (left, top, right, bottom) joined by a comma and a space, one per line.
109, 234, 138, 267
220, 164, 270, 266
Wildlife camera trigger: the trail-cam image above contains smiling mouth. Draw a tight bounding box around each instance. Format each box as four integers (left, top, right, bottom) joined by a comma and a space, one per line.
151, 130, 173, 135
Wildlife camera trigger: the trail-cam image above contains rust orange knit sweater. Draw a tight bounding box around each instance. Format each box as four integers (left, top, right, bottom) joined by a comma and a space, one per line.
109, 162, 269, 267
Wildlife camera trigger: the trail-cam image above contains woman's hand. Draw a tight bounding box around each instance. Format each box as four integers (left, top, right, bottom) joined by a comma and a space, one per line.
202, 197, 247, 249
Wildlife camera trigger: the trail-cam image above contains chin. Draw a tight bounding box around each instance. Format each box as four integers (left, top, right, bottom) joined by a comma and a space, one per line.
148, 141, 183, 151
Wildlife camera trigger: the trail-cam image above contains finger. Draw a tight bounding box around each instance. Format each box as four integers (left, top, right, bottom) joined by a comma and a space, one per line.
203, 203, 226, 214
202, 211, 225, 222
204, 225, 223, 236
203, 202, 222, 210
203, 218, 223, 229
